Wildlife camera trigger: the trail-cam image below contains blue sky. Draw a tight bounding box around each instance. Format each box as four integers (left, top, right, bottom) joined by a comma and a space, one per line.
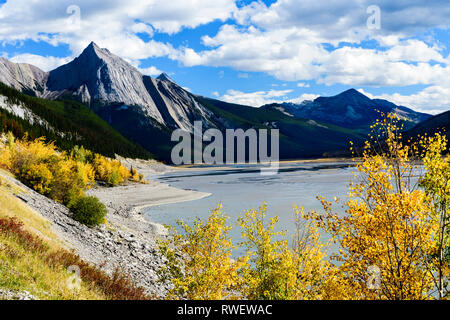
0, 0, 449, 113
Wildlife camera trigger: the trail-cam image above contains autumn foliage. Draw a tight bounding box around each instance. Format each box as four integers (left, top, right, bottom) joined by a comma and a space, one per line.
160, 114, 449, 300
0, 133, 146, 226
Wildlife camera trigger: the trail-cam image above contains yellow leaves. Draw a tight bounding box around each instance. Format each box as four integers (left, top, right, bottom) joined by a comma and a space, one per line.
22, 163, 53, 194
0, 136, 95, 204
309, 114, 443, 299
0, 133, 142, 205
92, 154, 134, 186
159, 114, 449, 300
159, 204, 248, 300
418, 132, 450, 298
160, 203, 331, 300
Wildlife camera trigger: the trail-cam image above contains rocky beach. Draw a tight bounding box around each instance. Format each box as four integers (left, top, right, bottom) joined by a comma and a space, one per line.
0, 161, 210, 298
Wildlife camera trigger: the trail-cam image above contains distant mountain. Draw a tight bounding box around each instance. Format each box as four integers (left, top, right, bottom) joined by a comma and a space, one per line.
196, 96, 365, 159
405, 110, 449, 141
262, 89, 431, 132
0, 42, 435, 161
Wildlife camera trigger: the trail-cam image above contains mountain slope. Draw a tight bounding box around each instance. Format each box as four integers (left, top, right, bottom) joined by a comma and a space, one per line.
262, 89, 431, 132
0, 82, 152, 159
196, 96, 365, 159
405, 110, 449, 141
0, 57, 48, 96
46, 42, 164, 122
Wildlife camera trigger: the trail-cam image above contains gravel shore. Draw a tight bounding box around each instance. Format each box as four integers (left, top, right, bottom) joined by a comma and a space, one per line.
0, 164, 210, 298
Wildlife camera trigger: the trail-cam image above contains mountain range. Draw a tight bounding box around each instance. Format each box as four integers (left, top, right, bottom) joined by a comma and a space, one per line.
262, 89, 431, 132
0, 41, 446, 161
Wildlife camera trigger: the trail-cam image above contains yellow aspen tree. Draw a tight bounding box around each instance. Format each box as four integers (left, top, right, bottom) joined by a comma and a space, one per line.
309, 114, 437, 299
419, 133, 449, 299
158, 204, 248, 300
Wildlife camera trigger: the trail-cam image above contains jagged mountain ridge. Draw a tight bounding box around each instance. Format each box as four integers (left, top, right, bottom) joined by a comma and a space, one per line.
0, 42, 214, 132
0, 57, 48, 95
262, 88, 431, 131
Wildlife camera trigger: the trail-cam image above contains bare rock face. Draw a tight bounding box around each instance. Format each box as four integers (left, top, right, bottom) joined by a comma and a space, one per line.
0, 57, 48, 94
143, 75, 215, 131
46, 42, 164, 123
0, 41, 215, 131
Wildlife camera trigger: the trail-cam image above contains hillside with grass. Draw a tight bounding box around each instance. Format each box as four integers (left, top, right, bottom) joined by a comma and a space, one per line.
0, 171, 150, 300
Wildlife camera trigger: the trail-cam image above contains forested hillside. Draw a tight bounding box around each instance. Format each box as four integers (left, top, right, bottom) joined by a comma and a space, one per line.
0, 83, 152, 159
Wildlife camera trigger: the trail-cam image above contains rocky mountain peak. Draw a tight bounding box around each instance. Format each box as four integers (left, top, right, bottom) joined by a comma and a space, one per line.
46, 42, 164, 122
315, 88, 372, 106
79, 41, 129, 69
157, 73, 175, 83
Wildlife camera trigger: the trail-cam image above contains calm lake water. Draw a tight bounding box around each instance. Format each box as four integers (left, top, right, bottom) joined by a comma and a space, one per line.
144, 161, 357, 254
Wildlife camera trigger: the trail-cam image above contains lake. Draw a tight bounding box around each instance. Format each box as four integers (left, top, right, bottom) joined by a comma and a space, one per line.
144, 161, 358, 254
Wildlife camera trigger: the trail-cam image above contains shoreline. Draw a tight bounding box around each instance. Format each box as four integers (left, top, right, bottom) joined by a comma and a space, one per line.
86, 179, 211, 237
0, 161, 211, 297
172, 157, 355, 171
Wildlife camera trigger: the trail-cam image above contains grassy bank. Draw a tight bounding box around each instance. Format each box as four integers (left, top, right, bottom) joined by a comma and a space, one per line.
0, 171, 150, 300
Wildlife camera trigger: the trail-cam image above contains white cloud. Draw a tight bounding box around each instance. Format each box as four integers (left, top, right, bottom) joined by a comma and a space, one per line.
237, 73, 249, 78
8, 53, 72, 71
287, 93, 319, 104
297, 82, 310, 88
317, 45, 450, 86
177, 25, 324, 81
0, 0, 237, 59
130, 23, 154, 37
358, 86, 450, 115
220, 89, 292, 107
175, 24, 449, 88
139, 65, 163, 76
234, 0, 450, 43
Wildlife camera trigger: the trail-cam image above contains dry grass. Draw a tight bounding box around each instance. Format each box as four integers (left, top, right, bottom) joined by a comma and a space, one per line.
0, 217, 106, 300
0, 170, 63, 250
0, 170, 151, 300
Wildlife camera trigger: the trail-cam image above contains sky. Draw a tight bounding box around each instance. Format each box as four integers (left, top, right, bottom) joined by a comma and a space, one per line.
0, 0, 449, 114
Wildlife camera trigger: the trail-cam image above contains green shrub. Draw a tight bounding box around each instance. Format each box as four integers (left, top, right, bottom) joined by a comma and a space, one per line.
69, 196, 107, 227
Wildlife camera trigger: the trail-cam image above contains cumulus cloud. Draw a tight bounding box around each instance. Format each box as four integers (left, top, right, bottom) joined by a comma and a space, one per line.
358, 86, 450, 115
138, 65, 163, 76
8, 53, 72, 71
234, 0, 450, 43
220, 89, 292, 107
0, 0, 236, 58
173, 22, 449, 89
